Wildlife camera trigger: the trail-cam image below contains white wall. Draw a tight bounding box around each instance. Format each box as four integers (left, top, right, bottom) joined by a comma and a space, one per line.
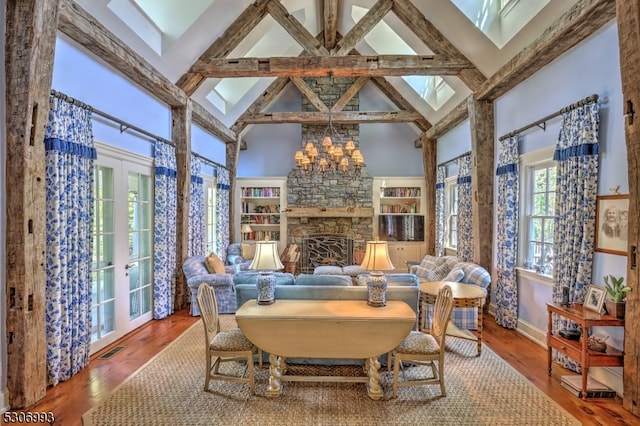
439, 21, 626, 394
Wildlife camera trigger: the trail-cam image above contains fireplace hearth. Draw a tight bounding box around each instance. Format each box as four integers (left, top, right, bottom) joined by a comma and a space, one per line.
300, 234, 354, 274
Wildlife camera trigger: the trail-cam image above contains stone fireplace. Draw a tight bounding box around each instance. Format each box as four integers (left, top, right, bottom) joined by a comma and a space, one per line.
286, 76, 374, 266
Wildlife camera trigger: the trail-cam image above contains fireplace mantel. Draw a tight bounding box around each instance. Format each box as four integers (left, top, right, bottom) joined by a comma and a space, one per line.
284, 207, 374, 218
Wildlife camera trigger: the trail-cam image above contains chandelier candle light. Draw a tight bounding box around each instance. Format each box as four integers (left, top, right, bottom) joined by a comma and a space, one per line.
249, 240, 284, 305
294, 113, 364, 177
360, 237, 395, 307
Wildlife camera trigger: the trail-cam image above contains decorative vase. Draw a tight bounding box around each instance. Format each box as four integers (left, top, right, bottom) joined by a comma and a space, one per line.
366, 272, 388, 307
256, 272, 276, 305
604, 300, 625, 319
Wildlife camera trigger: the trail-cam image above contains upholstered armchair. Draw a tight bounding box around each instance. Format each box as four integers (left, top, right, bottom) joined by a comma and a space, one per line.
226, 242, 255, 272
410, 255, 491, 331
182, 255, 237, 315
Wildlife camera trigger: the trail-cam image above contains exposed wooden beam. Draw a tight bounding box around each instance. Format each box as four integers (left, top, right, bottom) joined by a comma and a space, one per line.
421, 133, 437, 256
323, 0, 338, 49
175, 0, 270, 95
191, 101, 236, 144
333, 0, 393, 56
392, 0, 486, 91
616, 0, 640, 416
332, 76, 370, 112
290, 77, 330, 112
424, 97, 470, 141
192, 55, 472, 78
239, 111, 423, 124
478, 0, 616, 101
371, 77, 431, 132
5, 0, 59, 408
266, 0, 329, 55
58, 0, 187, 107
231, 77, 291, 136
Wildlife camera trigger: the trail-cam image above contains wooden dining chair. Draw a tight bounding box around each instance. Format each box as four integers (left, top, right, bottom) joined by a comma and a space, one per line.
196, 284, 260, 394
389, 284, 454, 397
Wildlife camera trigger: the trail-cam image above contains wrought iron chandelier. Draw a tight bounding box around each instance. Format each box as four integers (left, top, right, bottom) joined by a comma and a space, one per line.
293, 112, 364, 177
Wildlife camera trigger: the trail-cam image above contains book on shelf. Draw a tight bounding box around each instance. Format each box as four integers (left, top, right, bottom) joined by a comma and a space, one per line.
560, 375, 616, 399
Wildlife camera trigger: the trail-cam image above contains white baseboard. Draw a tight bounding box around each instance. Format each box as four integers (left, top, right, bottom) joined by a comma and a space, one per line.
486, 304, 624, 396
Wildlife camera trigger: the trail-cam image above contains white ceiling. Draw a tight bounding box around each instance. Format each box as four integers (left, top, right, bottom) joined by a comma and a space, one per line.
72, 0, 577, 129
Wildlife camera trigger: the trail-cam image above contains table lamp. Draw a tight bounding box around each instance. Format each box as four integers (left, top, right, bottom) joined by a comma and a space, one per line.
248, 240, 283, 305
241, 223, 252, 240
360, 237, 395, 307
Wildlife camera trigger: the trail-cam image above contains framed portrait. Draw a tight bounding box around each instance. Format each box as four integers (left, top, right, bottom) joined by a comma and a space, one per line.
583, 284, 606, 313
595, 194, 629, 256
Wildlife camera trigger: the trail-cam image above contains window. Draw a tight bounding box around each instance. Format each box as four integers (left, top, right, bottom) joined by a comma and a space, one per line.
444, 176, 458, 250
203, 176, 217, 251
520, 147, 556, 275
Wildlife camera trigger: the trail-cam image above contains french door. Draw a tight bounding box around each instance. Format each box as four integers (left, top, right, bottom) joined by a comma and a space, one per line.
91, 143, 154, 353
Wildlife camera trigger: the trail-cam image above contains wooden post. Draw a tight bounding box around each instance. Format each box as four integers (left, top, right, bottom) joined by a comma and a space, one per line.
172, 101, 192, 311
616, 0, 640, 416
226, 135, 241, 244
468, 96, 494, 272
5, 0, 60, 408
421, 132, 437, 256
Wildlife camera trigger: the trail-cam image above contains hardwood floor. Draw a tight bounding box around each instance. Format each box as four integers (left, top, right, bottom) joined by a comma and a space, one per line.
16, 309, 638, 425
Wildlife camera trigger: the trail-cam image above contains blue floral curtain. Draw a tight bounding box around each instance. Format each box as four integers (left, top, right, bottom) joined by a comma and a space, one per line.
456, 154, 473, 262
153, 141, 177, 319
435, 165, 446, 256
552, 101, 599, 370
494, 136, 519, 329
215, 166, 231, 257
44, 96, 96, 385
188, 156, 205, 256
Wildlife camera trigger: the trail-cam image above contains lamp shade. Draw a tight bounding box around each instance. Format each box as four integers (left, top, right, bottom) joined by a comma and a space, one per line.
248, 241, 284, 271
241, 224, 253, 233
360, 238, 394, 271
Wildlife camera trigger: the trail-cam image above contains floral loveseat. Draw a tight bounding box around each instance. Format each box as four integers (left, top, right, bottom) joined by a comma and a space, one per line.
410, 255, 491, 330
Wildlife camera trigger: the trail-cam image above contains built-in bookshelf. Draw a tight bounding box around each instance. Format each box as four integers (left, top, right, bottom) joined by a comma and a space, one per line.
236, 178, 286, 251
379, 186, 422, 214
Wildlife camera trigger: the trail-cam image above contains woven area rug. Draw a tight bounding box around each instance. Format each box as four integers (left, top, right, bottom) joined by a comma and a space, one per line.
83, 317, 579, 426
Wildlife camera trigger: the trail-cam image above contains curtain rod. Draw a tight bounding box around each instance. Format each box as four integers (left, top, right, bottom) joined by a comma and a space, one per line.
51, 90, 174, 146
498, 94, 599, 141
50, 90, 228, 171
438, 151, 471, 168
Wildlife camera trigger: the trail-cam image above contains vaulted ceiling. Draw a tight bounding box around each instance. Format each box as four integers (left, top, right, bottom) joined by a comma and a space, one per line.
69, 0, 578, 141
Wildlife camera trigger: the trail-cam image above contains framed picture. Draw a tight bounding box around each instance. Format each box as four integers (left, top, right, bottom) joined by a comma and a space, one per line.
583, 284, 606, 313
595, 194, 629, 256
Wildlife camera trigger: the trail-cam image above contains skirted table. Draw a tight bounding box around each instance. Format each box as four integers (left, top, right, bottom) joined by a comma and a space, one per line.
235, 299, 415, 399
418, 280, 487, 356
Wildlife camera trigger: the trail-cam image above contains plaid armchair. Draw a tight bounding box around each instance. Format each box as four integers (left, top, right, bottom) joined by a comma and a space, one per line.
411, 255, 491, 330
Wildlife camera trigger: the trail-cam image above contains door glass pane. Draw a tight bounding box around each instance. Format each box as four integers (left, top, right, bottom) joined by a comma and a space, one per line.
92, 165, 116, 343
128, 171, 153, 320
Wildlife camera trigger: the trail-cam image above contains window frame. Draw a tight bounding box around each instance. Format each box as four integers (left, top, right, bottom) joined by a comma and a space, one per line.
444, 175, 458, 252
203, 175, 217, 252
517, 146, 556, 284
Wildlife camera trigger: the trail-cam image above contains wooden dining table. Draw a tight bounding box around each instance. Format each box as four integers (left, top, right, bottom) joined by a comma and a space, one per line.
235, 299, 416, 399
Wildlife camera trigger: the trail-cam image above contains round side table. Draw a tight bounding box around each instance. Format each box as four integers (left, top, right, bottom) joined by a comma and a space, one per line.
418, 280, 487, 356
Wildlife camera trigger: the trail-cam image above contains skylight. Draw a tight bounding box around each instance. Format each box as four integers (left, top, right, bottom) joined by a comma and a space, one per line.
207, 11, 305, 114
450, 0, 552, 49
108, 0, 216, 55
351, 6, 454, 111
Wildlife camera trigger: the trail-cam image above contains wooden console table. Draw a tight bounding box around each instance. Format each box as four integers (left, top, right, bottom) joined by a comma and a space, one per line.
235, 299, 415, 400
546, 302, 624, 400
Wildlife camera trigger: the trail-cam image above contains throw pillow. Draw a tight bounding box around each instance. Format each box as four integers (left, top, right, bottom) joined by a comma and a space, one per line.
442, 266, 465, 282
205, 252, 226, 274
241, 242, 256, 260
